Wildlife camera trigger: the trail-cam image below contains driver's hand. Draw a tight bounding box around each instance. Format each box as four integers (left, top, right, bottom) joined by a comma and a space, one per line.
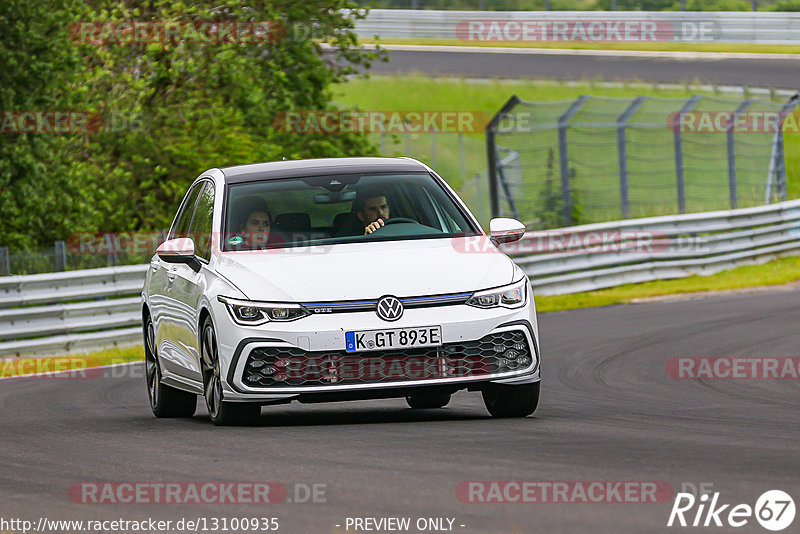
364, 218, 385, 235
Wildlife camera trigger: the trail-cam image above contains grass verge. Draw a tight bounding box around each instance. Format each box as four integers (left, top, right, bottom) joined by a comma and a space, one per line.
0, 345, 143, 378
535, 254, 800, 312
364, 38, 800, 55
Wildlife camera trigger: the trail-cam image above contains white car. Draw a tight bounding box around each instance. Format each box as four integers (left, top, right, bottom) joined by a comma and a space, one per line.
142, 157, 540, 425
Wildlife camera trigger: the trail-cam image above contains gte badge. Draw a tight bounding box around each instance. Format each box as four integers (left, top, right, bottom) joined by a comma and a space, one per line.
668, 490, 795, 531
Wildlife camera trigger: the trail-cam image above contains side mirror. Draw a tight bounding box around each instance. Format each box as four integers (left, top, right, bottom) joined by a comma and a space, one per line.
489, 218, 526, 245
156, 238, 201, 271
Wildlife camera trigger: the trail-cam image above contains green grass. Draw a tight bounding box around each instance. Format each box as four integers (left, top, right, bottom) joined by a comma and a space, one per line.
0, 345, 143, 378
365, 38, 800, 55
536, 253, 800, 312
334, 75, 800, 224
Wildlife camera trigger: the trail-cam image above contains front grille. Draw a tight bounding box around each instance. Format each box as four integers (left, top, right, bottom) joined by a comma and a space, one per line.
242, 330, 532, 388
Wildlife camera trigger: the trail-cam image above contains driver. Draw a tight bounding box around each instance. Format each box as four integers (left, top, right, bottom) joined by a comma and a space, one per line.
355, 191, 391, 235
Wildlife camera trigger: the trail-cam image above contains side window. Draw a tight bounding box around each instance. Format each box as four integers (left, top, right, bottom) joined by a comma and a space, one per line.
190, 182, 215, 261
169, 183, 204, 239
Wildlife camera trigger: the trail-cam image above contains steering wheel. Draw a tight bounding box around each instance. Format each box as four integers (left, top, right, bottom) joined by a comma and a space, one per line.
382, 217, 417, 225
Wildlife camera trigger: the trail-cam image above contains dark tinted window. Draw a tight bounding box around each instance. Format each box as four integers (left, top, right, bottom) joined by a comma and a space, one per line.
190, 182, 215, 261
170, 182, 204, 239
222, 173, 479, 251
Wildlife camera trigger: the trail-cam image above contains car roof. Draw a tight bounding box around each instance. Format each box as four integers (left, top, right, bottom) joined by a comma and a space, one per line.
219, 157, 429, 184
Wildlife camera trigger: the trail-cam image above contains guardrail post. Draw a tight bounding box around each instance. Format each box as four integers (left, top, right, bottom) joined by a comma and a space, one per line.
558, 95, 590, 226
617, 96, 648, 219
0, 247, 9, 276
673, 95, 702, 214
727, 99, 754, 209
486, 95, 521, 219
54, 241, 67, 271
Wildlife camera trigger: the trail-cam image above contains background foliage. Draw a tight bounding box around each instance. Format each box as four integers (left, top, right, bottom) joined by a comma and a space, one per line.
350, 0, 800, 10
0, 0, 382, 249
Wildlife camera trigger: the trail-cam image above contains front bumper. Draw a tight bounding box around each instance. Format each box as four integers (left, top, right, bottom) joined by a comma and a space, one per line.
213, 299, 539, 403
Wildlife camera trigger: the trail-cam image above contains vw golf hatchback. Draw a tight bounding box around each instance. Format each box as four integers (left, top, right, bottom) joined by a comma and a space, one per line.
142, 157, 540, 425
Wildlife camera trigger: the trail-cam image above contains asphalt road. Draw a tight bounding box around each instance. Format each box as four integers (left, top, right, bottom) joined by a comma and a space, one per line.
371, 47, 800, 89
2, 287, 799, 534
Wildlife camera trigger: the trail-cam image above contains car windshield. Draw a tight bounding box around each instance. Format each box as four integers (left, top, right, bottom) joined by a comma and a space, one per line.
222, 172, 480, 251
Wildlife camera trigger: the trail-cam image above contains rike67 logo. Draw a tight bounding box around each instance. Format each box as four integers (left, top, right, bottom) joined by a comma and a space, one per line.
668, 490, 795, 531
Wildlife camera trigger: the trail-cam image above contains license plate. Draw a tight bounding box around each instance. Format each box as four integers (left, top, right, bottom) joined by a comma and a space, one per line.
345, 326, 442, 353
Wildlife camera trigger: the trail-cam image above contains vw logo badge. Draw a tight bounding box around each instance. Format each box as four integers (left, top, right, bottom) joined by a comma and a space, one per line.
376, 296, 403, 322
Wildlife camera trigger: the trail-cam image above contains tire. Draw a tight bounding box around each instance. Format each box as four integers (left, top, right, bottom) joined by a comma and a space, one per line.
144, 315, 197, 418
201, 317, 261, 426
482, 382, 540, 418
406, 391, 451, 409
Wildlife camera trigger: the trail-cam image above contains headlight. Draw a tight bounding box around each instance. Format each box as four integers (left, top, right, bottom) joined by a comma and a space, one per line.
466, 279, 527, 309
218, 296, 310, 325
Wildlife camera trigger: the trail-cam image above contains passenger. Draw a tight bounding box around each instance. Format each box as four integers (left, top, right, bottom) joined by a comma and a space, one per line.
231, 197, 275, 249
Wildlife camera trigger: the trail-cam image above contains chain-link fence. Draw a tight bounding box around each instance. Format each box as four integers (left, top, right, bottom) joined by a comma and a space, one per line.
370, 130, 492, 225
487, 92, 800, 228
0, 236, 163, 276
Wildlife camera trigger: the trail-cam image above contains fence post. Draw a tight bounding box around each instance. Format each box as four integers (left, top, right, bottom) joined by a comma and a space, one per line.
459, 133, 466, 185
430, 132, 437, 168
558, 95, 590, 226
496, 149, 521, 222
727, 99, 754, 209
775, 95, 799, 202
673, 95, 702, 214
486, 95, 521, 219
617, 96, 648, 219
0, 247, 9, 276
54, 240, 67, 271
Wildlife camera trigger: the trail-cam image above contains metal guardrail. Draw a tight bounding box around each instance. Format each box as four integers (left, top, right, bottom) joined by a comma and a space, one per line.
503, 198, 800, 294
0, 265, 146, 358
355, 10, 800, 44
2, 200, 799, 357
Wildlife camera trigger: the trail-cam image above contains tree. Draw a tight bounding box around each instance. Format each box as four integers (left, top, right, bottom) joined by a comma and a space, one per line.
0, 0, 384, 248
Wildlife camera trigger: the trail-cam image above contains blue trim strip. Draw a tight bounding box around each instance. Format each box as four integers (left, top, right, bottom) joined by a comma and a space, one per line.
302, 292, 473, 309
303, 300, 378, 307
400, 293, 472, 303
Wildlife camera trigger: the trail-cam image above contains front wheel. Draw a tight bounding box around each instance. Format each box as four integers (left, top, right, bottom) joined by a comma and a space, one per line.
201, 317, 261, 426
144, 316, 197, 418
482, 382, 540, 418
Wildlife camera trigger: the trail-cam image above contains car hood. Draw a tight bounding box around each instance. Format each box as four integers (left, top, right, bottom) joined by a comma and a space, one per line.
214, 236, 517, 302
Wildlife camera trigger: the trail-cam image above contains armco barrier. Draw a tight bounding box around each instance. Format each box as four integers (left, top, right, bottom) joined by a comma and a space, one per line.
503, 198, 800, 294
0, 265, 147, 358
355, 10, 800, 44
1, 200, 799, 357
